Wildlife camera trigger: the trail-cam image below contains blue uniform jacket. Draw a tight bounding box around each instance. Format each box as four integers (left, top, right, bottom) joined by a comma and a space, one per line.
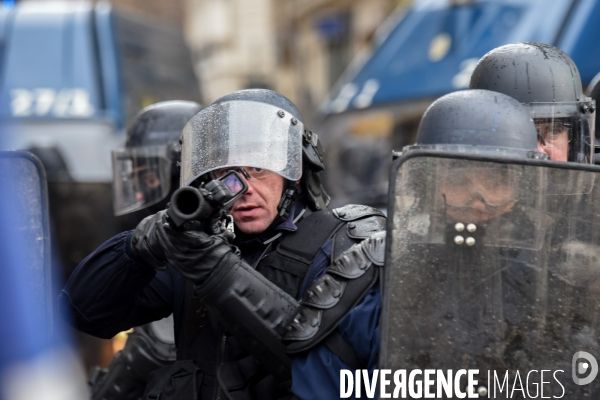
292, 240, 381, 400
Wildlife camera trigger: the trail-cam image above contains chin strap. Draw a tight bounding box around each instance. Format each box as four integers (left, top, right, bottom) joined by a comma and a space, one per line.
276, 180, 302, 222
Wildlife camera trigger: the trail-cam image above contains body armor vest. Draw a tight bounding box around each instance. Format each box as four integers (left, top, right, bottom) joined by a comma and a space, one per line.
146, 205, 385, 400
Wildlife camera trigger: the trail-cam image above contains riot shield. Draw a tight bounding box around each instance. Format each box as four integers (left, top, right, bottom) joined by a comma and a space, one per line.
381, 151, 600, 398
0, 151, 53, 344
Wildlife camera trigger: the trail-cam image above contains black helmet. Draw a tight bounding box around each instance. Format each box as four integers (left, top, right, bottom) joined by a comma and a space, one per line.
112, 100, 202, 216
470, 42, 595, 163
180, 89, 330, 220
124, 100, 203, 148
404, 89, 545, 159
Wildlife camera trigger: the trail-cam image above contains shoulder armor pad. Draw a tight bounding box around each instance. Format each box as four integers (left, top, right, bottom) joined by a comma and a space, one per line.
283, 234, 383, 351
284, 307, 322, 341
303, 273, 346, 309
362, 231, 386, 266
347, 215, 386, 240
333, 204, 385, 221
284, 265, 379, 353
328, 243, 372, 279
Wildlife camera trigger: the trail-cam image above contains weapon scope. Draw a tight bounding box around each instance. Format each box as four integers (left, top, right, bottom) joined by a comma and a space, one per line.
166, 170, 248, 229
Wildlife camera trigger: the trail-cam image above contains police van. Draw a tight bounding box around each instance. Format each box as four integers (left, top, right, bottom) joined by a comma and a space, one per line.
0, 1, 201, 272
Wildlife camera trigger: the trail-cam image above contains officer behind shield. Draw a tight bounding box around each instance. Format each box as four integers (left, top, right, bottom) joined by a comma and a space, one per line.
296, 89, 549, 398
89, 100, 202, 400
436, 165, 518, 224
383, 89, 600, 398
470, 42, 596, 163
60, 89, 386, 399
402, 89, 547, 225
288, 88, 544, 398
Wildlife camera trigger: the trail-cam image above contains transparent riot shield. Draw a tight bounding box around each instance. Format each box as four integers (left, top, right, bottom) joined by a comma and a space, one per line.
381, 151, 600, 398
0, 151, 53, 344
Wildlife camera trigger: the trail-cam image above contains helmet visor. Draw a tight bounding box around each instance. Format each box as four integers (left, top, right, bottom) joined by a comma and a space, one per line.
180, 100, 304, 186
111, 146, 171, 216
529, 102, 595, 163
534, 118, 573, 148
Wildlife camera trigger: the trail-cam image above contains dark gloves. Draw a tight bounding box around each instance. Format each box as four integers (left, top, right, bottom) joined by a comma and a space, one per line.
162, 228, 239, 285
130, 210, 171, 270
130, 210, 240, 284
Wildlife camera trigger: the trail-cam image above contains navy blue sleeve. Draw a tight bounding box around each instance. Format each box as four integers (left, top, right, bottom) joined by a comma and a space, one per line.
58, 231, 174, 339
291, 286, 381, 400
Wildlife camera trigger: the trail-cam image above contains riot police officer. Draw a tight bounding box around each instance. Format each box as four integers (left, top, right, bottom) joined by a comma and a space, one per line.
89, 100, 202, 400
112, 100, 203, 224
60, 89, 385, 399
382, 89, 600, 398
470, 42, 596, 163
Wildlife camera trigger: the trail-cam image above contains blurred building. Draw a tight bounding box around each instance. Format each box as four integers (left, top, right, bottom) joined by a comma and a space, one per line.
21, 0, 410, 124
184, 0, 410, 124
183, 0, 277, 103
272, 0, 408, 123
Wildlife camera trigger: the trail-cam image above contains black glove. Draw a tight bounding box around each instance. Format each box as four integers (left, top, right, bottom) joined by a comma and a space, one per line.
159, 227, 239, 285
130, 210, 239, 283
130, 210, 170, 270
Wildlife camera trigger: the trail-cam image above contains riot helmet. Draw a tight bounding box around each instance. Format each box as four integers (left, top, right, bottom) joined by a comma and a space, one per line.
180, 89, 330, 226
399, 89, 546, 239
470, 42, 596, 163
403, 89, 546, 159
112, 100, 202, 216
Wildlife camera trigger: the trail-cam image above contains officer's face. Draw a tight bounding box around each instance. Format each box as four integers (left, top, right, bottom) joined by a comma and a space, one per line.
216, 167, 285, 234
135, 168, 161, 202
440, 169, 516, 223
535, 120, 570, 162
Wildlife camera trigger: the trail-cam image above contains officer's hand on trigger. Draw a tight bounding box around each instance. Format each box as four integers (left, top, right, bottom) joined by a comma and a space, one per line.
130, 210, 241, 284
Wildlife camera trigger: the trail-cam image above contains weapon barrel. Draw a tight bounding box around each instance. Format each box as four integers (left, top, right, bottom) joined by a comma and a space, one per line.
167, 186, 213, 228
